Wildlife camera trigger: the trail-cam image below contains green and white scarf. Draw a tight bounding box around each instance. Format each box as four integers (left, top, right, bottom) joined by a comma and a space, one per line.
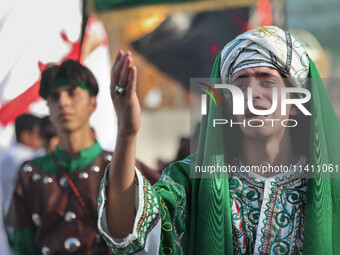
220, 26, 309, 88
190, 26, 340, 254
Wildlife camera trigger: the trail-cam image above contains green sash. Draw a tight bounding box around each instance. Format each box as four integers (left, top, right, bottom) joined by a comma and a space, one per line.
184, 54, 340, 254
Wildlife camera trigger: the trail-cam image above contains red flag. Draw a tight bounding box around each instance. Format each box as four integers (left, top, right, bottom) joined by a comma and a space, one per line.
0, 18, 103, 126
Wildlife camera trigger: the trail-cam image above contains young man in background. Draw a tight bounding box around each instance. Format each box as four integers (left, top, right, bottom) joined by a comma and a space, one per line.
11, 60, 113, 254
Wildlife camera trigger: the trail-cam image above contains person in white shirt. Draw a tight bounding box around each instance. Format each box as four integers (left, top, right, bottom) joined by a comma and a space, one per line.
0, 113, 44, 253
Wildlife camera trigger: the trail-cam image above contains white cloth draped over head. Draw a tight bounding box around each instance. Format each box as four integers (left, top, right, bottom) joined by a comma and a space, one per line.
220, 26, 310, 88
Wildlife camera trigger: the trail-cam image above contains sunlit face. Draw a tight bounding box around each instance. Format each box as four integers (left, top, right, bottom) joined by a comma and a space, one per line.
48, 86, 96, 133
230, 66, 297, 140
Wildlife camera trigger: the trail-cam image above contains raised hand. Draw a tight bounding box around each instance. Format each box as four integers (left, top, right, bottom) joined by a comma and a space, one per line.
107, 51, 141, 238
110, 50, 141, 137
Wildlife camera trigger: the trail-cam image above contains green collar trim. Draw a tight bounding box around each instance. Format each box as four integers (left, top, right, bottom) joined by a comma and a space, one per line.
53, 141, 102, 173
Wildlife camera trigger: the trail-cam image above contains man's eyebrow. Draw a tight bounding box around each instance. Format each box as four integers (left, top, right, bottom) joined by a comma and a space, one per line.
231, 71, 278, 82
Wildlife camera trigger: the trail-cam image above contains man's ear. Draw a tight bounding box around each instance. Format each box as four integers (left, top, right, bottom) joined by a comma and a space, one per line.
89, 97, 97, 113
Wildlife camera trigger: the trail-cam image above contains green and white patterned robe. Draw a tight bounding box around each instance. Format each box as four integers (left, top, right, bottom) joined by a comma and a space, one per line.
97, 155, 307, 255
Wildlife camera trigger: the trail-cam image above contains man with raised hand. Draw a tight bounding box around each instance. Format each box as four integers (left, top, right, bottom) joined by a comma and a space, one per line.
98, 26, 340, 255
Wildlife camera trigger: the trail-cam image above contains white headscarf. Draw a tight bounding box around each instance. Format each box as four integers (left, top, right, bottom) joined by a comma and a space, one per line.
220, 26, 310, 88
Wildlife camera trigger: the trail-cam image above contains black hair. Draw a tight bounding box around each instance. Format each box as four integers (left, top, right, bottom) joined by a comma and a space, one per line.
39, 59, 98, 99
15, 114, 41, 143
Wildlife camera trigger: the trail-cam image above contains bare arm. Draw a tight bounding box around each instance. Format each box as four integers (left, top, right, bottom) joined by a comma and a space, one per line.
107, 50, 141, 238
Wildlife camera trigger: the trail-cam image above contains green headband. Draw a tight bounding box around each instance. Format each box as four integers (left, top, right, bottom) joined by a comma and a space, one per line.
40, 76, 94, 99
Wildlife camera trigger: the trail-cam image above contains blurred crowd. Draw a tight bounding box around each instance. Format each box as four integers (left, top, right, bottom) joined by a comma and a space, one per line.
0, 59, 182, 254
0, 110, 189, 254
0, 114, 58, 254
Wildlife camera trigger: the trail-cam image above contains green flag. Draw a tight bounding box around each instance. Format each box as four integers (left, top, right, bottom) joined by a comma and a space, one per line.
94, 0, 198, 12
